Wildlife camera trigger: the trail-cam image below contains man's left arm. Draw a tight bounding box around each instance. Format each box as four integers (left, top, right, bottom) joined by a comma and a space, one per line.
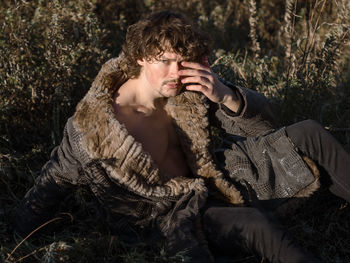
212, 83, 276, 137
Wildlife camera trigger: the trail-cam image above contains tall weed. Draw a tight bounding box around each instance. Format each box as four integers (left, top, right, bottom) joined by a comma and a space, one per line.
213, 0, 350, 147
0, 0, 110, 151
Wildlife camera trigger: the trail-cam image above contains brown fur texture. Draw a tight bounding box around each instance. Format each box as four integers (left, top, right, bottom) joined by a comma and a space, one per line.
166, 92, 243, 204
295, 156, 320, 197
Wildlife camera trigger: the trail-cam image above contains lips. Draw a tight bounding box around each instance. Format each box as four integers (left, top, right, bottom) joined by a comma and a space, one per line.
166, 83, 178, 89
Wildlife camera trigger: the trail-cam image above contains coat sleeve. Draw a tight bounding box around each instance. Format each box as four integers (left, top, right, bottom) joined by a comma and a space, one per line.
210, 80, 277, 137
15, 119, 84, 237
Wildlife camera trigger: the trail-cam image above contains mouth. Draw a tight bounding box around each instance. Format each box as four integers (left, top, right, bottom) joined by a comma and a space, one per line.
166, 83, 179, 89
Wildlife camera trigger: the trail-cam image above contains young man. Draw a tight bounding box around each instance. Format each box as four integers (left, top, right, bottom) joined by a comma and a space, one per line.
16, 10, 349, 263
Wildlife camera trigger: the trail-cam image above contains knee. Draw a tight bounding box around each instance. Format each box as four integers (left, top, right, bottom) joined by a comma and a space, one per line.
286, 119, 326, 141
241, 208, 275, 231
300, 119, 323, 131
202, 207, 225, 227
203, 207, 273, 232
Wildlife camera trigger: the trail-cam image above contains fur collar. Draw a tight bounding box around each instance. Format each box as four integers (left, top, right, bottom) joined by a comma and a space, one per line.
73, 56, 242, 204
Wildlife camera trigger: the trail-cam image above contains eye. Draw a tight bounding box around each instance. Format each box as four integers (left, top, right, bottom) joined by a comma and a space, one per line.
160, 59, 170, 64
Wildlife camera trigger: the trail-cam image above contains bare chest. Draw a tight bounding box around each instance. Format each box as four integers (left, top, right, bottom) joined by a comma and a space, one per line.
115, 107, 190, 180
130, 116, 174, 162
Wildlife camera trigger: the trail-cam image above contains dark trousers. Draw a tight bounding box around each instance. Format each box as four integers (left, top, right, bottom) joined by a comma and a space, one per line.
204, 119, 349, 263
203, 206, 321, 263
286, 119, 350, 203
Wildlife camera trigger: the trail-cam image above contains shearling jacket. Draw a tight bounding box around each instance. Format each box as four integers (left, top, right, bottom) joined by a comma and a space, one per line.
15, 56, 319, 261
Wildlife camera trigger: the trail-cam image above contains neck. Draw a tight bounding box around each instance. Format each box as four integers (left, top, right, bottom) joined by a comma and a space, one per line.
114, 78, 166, 115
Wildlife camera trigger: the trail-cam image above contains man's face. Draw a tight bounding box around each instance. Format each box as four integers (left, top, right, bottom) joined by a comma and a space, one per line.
137, 51, 184, 98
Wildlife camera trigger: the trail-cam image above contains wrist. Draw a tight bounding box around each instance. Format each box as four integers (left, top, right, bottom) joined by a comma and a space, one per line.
219, 85, 241, 113
218, 84, 235, 103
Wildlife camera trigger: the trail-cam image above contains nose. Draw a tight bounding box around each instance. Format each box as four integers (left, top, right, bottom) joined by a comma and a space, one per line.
169, 62, 181, 79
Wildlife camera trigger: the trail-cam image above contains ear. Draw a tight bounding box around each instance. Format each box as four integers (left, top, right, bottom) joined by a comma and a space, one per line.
202, 56, 210, 68
137, 59, 145, 66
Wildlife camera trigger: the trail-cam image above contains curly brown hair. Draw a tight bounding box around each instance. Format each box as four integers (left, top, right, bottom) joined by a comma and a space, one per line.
120, 10, 213, 78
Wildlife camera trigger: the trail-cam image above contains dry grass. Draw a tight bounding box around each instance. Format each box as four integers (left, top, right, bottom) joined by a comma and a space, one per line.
1, 0, 350, 262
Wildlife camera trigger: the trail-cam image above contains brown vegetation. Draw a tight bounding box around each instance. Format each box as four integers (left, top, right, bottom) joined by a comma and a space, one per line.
1, 0, 349, 262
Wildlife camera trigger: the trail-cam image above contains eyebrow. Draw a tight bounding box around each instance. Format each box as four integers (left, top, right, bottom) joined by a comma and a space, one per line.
160, 55, 182, 62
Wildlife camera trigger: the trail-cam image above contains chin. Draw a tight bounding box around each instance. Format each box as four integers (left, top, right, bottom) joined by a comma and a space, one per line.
165, 93, 178, 98
161, 88, 181, 98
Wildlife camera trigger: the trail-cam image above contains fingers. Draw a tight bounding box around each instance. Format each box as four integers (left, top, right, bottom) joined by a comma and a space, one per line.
179, 61, 213, 86
180, 75, 211, 87
179, 68, 209, 77
185, 84, 208, 93
178, 59, 233, 105
179, 60, 221, 101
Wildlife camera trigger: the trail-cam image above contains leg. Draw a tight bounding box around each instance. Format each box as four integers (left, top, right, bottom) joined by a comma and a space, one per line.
285, 119, 350, 203
203, 206, 321, 263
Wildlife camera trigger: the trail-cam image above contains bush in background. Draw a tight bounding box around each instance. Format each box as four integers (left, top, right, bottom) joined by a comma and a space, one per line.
0, 0, 110, 151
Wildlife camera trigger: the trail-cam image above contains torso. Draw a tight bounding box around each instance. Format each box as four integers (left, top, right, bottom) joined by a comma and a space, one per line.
114, 103, 190, 181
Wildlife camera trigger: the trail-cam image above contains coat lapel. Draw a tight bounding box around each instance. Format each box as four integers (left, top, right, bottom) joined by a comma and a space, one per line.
166, 92, 243, 204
